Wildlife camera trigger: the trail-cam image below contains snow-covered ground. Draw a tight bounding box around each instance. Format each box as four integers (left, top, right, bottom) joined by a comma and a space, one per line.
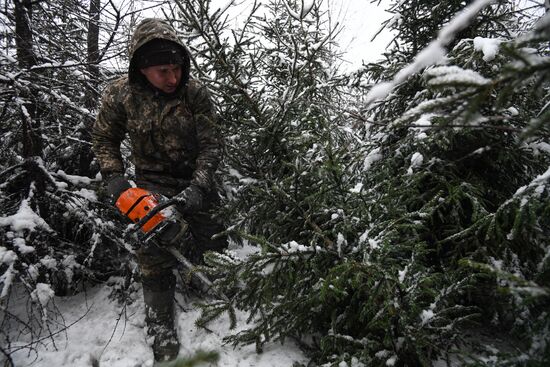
6, 281, 307, 367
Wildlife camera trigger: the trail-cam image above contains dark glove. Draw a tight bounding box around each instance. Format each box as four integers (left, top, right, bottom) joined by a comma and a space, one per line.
105, 173, 131, 204
174, 185, 204, 215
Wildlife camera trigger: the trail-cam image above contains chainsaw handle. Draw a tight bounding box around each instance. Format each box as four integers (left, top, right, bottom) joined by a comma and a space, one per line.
132, 197, 180, 232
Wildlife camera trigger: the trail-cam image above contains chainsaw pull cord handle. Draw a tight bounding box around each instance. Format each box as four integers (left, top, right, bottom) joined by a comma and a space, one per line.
131, 197, 181, 232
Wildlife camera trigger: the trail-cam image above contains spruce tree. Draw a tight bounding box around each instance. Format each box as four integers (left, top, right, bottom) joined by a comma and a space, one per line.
191, 0, 550, 365
173, 0, 351, 244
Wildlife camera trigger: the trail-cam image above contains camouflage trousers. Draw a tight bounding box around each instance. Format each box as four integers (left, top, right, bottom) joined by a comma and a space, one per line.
134, 178, 227, 290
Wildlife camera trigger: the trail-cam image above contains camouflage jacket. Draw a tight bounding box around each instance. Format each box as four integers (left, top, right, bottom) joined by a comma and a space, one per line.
92, 19, 221, 196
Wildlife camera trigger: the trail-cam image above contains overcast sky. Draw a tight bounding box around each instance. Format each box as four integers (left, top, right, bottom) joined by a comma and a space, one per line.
325, 0, 393, 70
204, 0, 394, 71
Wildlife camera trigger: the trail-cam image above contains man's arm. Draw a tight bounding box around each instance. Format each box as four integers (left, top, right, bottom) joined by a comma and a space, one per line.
92, 80, 128, 178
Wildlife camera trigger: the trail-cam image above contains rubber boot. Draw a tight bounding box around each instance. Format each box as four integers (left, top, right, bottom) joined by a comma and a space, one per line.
143, 275, 180, 362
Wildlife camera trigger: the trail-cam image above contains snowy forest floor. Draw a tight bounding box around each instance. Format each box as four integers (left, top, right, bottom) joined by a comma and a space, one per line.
4, 245, 307, 367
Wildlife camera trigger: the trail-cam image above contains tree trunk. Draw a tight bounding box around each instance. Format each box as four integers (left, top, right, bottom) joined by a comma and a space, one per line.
14, 0, 42, 158
85, 0, 100, 110
74, 0, 102, 176
13, 0, 35, 68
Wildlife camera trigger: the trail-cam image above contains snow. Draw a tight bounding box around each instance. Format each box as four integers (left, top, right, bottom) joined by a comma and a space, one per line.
76, 188, 98, 202
85, 233, 102, 266
420, 302, 437, 326
55, 170, 94, 186
226, 241, 259, 259
412, 114, 435, 139
363, 148, 383, 171
366, 81, 397, 104
514, 166, 550, 197
62, 255, 81, 284
530, 141, 550, 156
228, 167, 258, 185
514, 286, 549, 297
438, 0, 496, 43
350, 182, 363, 193
40, 256, 58, 270
398, 265, 408, 283
0, 199, 53, 233
420, 309, 435, 325
31, 61, 78, 70
407, 152, 424, 175
358, 229, 369, 245
1, 264, 16, 298
0, 247, 17, 265
365, 0, 495, 105
281, 240, 311, 253
507, 106, 519, 116
368, 238, 380, 250
412, 114, 434, 130
473, 37, 502, 62
8, 284, 307, 367
375, 350, 390, 359
0, 52, 16, 63
13, 237, 35, 254
385, 355, 398, 366
425, 65, 490, 87
31, 283, 55, 307
27, 264, 40, 282
410, 152, 424, 167
337, 233, 347, 247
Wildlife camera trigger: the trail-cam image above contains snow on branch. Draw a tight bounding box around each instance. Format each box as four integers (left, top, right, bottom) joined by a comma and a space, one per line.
365, 0, 496, 106
0, 197, 53, 233
283, 0, 315, 21
514, 165, 550, 198
424, 65, 490, 87
473, 37, 502, 62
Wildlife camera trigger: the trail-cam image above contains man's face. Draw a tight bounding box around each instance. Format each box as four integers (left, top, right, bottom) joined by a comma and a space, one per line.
140, 64, 182, 94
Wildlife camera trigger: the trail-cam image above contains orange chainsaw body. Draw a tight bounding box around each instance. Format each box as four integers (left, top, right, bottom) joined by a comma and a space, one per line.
115, 187, 165, 233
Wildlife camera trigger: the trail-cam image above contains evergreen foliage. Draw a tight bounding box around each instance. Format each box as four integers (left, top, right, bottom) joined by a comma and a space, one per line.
0, 1, 135, 362
172, 0, 352, 245
184, 1, 550, 365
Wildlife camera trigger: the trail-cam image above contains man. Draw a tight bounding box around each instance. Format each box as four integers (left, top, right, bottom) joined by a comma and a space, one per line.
92, 18, 226, 362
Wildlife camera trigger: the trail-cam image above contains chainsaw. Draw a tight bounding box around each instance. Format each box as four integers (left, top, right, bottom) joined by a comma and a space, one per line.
115, 187, 227, 301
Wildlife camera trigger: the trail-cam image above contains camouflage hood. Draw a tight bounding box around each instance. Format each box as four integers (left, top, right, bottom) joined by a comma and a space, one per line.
128, 18, 191, 88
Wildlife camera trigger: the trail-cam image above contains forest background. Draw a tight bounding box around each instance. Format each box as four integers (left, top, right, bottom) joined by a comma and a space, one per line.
1, 0, 550, 366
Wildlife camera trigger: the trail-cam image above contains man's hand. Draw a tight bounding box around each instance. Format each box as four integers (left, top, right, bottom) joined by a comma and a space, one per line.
105, 173, 131, 204
174, 185, 204, 215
